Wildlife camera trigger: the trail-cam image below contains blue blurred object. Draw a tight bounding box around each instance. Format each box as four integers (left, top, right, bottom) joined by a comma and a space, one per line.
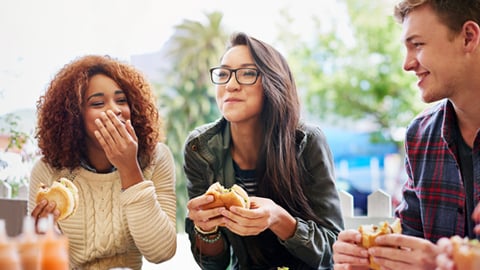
323, 127, 399, 215
323, 127, 397, 164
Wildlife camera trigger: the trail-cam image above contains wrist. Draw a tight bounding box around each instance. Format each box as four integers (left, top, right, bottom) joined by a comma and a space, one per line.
196, 231, 222, 244
194, 225, 222, 244
271, 207, 297, 241
194, 224, 218, 235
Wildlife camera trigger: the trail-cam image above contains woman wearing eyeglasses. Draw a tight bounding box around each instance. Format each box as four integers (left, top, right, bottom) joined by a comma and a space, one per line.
183, 32, 343, 270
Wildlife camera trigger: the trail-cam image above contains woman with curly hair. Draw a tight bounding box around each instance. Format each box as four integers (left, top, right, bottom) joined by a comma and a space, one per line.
28, 55, 177, 269
184, 32, 343, 269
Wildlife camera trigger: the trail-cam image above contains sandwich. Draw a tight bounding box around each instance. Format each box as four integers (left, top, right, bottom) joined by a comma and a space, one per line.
358, 218, 402, 270
450, 235, 480, 270
203, 182, 250, 210
35, 177, 79, 221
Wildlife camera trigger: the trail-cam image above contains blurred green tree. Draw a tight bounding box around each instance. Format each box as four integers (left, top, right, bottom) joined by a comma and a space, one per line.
0, 113, 30, 152
155, 11, 228, 231
154, 0, 427, 231
290, 0, 425, 145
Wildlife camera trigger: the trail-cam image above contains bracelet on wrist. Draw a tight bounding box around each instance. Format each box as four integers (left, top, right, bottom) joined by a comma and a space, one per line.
194, 225, 218, 235
197, 231, 222, 244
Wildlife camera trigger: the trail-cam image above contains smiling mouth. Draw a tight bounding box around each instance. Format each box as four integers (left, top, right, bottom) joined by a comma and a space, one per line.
416, 72, 429, 81
225, 98, 241, 102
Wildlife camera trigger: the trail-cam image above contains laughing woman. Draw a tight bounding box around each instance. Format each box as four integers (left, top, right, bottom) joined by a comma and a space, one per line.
28, 55, 177, 270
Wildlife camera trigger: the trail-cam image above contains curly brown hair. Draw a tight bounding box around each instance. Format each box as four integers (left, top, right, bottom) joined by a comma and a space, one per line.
36, 54, 164, 171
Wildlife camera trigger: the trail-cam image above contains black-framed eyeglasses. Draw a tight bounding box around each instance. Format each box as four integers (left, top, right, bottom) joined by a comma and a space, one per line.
209, 67, 260, 85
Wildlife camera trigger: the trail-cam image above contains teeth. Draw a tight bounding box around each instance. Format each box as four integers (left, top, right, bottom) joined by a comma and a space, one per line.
417, 73, 427, 81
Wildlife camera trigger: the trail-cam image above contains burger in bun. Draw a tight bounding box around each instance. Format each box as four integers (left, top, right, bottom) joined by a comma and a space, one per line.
203, 182, 250, 210
450, 235, 480, 270
358, 218, 402, 270
36, 177, 79, 221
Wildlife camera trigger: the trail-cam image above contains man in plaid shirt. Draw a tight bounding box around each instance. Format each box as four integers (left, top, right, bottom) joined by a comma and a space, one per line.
332, 0, 480, 269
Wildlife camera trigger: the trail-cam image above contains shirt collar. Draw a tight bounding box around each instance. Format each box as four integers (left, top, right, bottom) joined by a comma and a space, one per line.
80, 159, 117, 173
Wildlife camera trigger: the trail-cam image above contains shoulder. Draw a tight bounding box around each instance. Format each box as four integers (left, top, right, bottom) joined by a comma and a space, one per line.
297, 122, 332, 158
297, 122, 328, 144
184, 118, 226, 146
31, 158, 56, 184
406, 100, 447, 135
141, 143, 176, 179
154, 142, 172, 155
31, 158, 76, 184
152, 143, 174, 163
184, 118, 228, 150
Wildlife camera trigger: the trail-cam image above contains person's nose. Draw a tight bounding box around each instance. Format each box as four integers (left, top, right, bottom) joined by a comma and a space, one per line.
107, 101, 122, 115
403, 52, 417, 72
225, 71, 240, 92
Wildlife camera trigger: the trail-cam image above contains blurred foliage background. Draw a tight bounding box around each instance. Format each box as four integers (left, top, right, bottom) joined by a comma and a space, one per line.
152, 0, 426, 232
0, 0, 427, 233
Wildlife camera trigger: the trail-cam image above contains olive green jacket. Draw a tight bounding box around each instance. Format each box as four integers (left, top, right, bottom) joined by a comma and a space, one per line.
183, 118, 344, 270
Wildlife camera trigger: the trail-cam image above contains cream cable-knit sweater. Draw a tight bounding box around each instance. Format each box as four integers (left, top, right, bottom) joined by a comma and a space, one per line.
28, 143, 177, 270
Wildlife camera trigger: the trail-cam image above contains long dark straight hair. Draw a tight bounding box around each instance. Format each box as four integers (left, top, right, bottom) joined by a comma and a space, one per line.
227, 32, 322, 225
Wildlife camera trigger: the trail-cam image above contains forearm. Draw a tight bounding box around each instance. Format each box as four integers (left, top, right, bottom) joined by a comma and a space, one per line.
117, 162, 143, 190
270, 205, 297, 241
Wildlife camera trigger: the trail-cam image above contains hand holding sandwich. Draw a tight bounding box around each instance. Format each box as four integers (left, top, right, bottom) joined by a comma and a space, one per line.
220, 196, 297, 240
31, 178, 79, 226
333, 219, 439, 270
435, 203, 480, 270
333, 220, 400, 270
187, 182, 296, 240
366, 232, 439, 269
188, 182, 250, 234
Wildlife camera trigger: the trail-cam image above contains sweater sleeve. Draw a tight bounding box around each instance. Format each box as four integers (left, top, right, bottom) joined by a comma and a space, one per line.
119, 143, 177, 263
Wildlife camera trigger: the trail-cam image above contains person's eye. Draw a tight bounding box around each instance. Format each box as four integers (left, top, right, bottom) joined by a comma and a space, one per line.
116, 97, 128, 104
411, 42, 424, 49
90, 101, 104, 107
243, 70, 257, 77
217, 71, 229, 78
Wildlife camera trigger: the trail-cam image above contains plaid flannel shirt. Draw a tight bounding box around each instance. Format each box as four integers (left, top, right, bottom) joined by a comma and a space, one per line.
396, 99, 480, 242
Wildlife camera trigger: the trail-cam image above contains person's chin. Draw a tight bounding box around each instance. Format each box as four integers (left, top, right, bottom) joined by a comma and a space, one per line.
222, 109, 242, 121
418, 84, 435, 103
420, 92, 443, 104
420, 93, 434, 103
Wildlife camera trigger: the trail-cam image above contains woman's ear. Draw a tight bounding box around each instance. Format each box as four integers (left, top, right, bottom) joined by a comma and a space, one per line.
463, 20, 480, 52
